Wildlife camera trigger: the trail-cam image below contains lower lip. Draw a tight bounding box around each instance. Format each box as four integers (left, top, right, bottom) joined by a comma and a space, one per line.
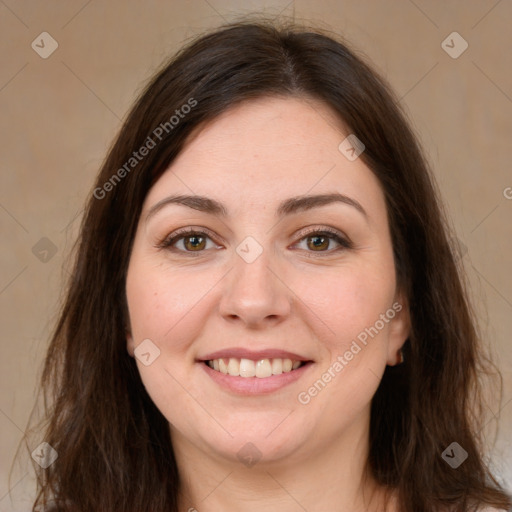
199, 362, 313, 395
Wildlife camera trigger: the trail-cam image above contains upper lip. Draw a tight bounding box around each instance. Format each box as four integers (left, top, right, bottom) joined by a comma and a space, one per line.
199, 348, 311, 362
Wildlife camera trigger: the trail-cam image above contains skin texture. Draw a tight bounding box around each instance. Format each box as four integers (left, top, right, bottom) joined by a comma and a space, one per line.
125, 96, 410, 511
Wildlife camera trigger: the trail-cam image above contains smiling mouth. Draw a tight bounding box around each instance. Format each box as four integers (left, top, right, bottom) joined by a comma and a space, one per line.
205, 357, 309, 378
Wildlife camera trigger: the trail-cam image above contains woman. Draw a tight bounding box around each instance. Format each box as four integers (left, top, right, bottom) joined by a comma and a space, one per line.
25, 20, 511, 512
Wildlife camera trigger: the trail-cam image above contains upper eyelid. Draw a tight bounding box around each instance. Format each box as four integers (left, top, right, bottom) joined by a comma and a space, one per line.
294, 225, 346, 238
165, 226, 220, 241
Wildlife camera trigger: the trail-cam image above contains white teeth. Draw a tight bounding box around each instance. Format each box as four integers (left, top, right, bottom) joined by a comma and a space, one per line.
206, 357, 304, 378
218, 358, 228, 374
227, 358, 240, 376
239, 358, 256, 377
255, 359, 272, 378
271, 358, 282, 375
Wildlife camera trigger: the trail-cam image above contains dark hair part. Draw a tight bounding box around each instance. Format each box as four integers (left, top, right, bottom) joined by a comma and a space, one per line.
21, 19, 511, 512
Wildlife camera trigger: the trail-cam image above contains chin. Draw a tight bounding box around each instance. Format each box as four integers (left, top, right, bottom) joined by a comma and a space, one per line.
195, 416, 310, 467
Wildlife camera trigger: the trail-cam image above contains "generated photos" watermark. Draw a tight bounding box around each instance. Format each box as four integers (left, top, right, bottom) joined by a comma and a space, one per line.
93, 97, 197, 200
297, 301, 402, 405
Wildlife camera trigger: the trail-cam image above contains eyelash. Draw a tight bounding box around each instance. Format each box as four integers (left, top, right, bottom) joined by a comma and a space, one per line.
156, 226, 353, 256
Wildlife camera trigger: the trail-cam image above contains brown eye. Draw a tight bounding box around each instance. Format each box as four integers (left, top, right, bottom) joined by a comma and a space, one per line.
306, 235, 330, 251
183, 235, 206, 251
293, 229, 352, 255
160, 229, 218, 253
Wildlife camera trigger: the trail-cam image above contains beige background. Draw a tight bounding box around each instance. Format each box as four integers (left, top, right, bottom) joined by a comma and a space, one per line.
1, 1, 511, 510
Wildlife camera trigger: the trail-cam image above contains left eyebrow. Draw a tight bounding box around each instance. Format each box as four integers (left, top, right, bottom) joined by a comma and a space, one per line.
145, 192, 368, 223
276, 193, 368, 221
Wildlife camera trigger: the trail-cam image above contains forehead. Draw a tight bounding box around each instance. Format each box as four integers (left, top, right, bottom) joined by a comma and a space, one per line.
143, 96, 386, 219
176, 96, 346, 171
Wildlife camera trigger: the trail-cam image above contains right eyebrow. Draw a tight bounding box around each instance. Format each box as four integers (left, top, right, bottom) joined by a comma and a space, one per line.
146, 195, 227, 223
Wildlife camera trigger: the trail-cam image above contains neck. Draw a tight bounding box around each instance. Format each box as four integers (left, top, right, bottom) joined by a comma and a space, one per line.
172, 409, 394, 512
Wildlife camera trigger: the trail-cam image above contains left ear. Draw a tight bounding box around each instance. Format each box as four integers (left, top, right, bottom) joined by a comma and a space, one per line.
386, 290, 411, 366
126, 330, 135, 357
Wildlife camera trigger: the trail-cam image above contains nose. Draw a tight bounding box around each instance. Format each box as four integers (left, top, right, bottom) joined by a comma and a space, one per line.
218, 246, 292, 328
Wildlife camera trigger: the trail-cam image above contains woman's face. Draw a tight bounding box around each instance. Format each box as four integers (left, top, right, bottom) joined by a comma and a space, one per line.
125, 96, 410, 467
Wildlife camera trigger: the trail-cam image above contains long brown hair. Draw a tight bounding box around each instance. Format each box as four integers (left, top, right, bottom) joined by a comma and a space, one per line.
20, 19, 511, 512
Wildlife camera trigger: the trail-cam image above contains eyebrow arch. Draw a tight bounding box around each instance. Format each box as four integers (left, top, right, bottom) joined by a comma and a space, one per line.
146, 192, 368, 222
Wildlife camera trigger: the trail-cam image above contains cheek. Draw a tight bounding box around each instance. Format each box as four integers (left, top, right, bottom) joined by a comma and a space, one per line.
292, 263, 396, 416
126, 263, 209, 430
126, 258, 225, 357
294, 263, 396, 349
126, 262, 192, 349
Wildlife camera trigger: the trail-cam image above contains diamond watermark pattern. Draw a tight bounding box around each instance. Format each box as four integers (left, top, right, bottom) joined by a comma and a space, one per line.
237, 442, 262, 468
441, 32, 468, 59
32, 237, 58, 263
134, 338, 161, 366
339, 134, 365, 161
31, 442, 58, 469
31, 32, 59, 59
236, 236, 263, 264
442, 442, 468, 468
